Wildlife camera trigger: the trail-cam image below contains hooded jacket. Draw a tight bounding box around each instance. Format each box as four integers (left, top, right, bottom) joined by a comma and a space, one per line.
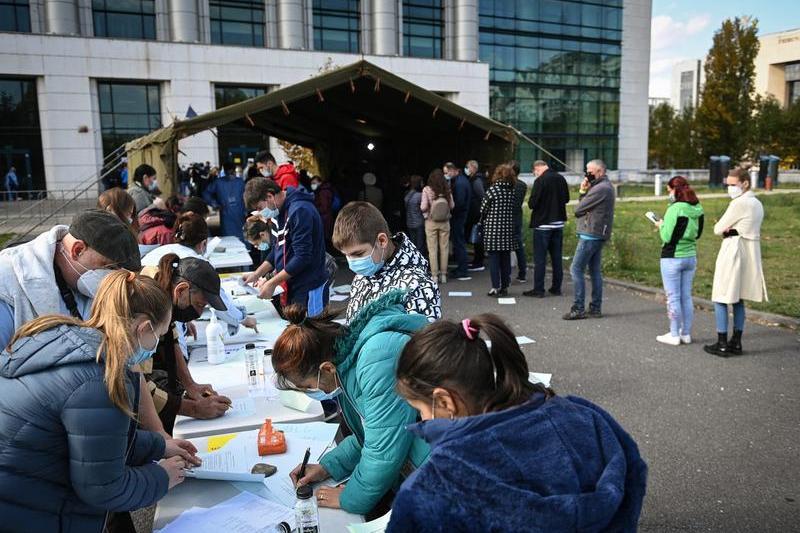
345, 232, 441, 324
265, 187, 328, 299
202, 174, 246, 240
273, 162, 300, 190
659, 201, 704, 258
388, 393, 647, 533
320, 291, 431, 515
0, 325, 168, 533
137, 207, 176, 246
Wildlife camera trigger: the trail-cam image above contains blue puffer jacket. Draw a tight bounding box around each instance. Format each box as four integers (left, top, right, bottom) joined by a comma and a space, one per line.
388, 393, 647, 532
0, 325, 169, 533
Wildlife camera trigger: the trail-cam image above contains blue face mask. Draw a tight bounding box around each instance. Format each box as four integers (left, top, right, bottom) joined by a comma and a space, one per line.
346, 240, 385, 277
304, 367, 342, 401
261, 206, 279, 220
257, 241, 269, 251
128, 322, 158, 367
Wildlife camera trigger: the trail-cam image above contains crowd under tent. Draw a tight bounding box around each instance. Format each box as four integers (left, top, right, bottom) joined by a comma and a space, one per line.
126, 60, 529, 207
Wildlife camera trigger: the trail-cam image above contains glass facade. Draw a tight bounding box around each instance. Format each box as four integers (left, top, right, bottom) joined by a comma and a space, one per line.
313, 0, 360, 53
210, 0, 265, 47
214, 85, 269, 165
403, 0, 443, 58
92, 0, 156, 40
98, 81, 161, 156
479, 0, 622, 169
0, 77, 44, 191
0, 0, 30, 32
679, 70, 694, 110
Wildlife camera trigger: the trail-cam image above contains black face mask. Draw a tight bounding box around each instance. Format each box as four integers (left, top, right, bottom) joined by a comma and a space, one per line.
172, 303, 201, 323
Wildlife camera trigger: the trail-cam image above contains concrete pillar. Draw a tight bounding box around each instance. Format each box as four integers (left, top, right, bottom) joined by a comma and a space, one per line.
277, 0, 304, 49
170, 0, 199, 42
45, 0, 79, 34
371, 0, 398, 56
453, 0, 477, 61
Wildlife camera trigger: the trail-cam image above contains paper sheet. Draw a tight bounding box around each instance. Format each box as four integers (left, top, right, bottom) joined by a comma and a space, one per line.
347, 511, 392, 533
333, 284, 352, 294
156, 491, 293, 533
516, 336, 536, 345
498, 297, 516, 304
448, 291, 472, 297
330, 294, 349, 302
226, 397, 255, 418
333, 318, 347, 325
529, 372, 552, 388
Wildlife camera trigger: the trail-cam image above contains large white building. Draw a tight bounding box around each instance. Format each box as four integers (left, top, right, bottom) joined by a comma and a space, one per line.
755, 27, 800, 108
670, 58, 703, 113
0, 0, 651, 190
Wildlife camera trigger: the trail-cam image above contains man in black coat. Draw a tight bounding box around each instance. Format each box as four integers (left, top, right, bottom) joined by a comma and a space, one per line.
524, 160, 570, 298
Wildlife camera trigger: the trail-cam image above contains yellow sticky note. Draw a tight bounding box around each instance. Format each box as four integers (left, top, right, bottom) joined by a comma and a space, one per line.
207, 433, 237, 452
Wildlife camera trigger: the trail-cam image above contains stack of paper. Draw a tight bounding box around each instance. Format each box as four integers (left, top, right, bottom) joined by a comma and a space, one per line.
157, 491, 293, 533
347, 511, 392, 533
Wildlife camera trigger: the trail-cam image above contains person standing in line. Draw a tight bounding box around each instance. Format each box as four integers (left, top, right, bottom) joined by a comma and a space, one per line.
128, 164, 162, 214
421, 169, 454, 285
510, 160, 528, 283
202, 161, 247, 242
255, 150, 300, 190
404, 175, 426, 255
4, 166, 18, 201
311, 175, 336, 250
704, 167, 767, 357
464, 160, 486, 272
446, 162, 472, 281
524, 160, 570, 298
480, 164, 518, 297
653, 176, 704, 346
563, 159, 615, 320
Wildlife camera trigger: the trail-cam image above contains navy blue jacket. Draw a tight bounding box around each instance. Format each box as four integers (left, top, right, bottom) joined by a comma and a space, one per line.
0, 325, 169, 533
388, 394, 647, 533
265, 187, 328, 299
202, 174, 247, 240
452, 173, 472, 219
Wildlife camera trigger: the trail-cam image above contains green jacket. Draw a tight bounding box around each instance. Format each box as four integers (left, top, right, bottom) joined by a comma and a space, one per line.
320, 291, 431, 514
660, 201, 705, 258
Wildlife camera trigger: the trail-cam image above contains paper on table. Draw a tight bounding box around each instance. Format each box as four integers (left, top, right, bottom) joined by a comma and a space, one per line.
498, 297, 516, 304
226, 397, 255, 418
529, 372, 552, 388
156, 491, 293, 533
347, 510, 392, 533
332, 284, 352, 294
188, 433, 263, 482
279, 389, 314, 413
205, 237, 222, 257
448, 291, 472, 297
330, 294, 349, 302
274, 421, 338, 445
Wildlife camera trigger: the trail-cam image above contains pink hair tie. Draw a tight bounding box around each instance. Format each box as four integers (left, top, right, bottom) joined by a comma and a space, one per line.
462, 319, 478, 340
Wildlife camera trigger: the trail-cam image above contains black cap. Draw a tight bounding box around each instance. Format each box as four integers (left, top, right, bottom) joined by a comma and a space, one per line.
70, 209, 141, 271
173, 257, 226, 311
296, 484, 313, 500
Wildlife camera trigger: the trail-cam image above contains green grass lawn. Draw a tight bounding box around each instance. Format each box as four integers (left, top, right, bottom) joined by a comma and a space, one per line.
521, 193, 800, 318
0, 234, 12, 249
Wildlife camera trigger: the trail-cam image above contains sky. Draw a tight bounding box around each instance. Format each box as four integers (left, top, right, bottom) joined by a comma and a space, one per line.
648, 0, 799, 98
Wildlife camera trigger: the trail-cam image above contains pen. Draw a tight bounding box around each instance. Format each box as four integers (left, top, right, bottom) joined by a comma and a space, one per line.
298, 446, 311, 481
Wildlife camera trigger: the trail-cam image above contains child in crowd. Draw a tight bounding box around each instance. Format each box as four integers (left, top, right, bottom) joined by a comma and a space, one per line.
333, 201, 441, 324
387, 314, 648, 532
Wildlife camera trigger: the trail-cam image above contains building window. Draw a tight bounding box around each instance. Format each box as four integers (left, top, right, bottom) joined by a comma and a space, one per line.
214, 84, 269, 165
98, 81, 161, 156
0, 77, 44, 191
92, 0, 155, 40
0, 0, 31, 32
789, 81, 800, 106
679, 70, 694, 110
403, 0, 443, 58
210, 0, 265, 47
313, 0, 360, 53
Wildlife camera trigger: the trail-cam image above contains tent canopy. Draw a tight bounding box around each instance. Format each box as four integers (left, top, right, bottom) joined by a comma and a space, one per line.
126, 59, 523, 198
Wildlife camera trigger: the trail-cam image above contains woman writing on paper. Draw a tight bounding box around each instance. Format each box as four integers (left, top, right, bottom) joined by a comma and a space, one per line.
387, 314, 647, 532
0, 272, 187, 532
271, 291, 430, 517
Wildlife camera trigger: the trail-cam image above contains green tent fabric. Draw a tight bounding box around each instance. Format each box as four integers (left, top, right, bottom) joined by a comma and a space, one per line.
126, 59, 525, 194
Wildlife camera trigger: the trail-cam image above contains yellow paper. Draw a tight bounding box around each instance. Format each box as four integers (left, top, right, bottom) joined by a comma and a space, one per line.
207, 433, 238, 452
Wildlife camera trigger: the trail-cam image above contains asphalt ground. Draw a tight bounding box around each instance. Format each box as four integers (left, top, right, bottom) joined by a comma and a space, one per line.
367, 263, 799, 532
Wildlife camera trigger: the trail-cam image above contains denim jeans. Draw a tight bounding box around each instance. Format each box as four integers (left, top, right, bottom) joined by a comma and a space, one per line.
533, 228, 564, 294
488, 251, 511, 289
513, 220, 527, 279
570, 238, 604, 312
660, 256, 697, 337
450, 212, 469, 275
714, 301, 745, 333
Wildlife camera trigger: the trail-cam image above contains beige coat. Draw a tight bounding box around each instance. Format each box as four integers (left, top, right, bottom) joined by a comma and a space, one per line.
711, 191, 768, 304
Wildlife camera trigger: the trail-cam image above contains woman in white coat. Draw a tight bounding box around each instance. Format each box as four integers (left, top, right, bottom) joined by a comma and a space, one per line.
704, 167, 768, 357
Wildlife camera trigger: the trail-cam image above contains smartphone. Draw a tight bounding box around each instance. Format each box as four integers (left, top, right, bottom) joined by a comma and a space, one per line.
645, 211, 661, 224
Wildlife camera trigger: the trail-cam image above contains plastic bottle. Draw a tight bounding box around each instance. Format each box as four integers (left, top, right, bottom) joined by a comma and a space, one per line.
206, 310, 225, 365
245, 342, 261, 393
294, 484, 319, 533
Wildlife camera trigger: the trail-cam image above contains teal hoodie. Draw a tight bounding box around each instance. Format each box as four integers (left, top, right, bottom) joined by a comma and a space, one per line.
320, 291, 431, 514
660, 201, 705, 258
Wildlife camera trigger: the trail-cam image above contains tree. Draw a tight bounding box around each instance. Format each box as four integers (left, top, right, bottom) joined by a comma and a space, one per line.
648, 102, 674, 168
648, 103, 703, 168
749, 95, 785, 157
695, 17, 760, 160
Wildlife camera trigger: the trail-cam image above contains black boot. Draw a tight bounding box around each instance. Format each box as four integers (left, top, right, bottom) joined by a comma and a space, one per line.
727, 330, 743, 355
704, 333, 730, 357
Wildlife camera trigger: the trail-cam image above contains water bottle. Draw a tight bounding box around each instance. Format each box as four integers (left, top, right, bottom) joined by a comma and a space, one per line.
294, 485, 319, 533
206, 310, 225, 365
263, 348, 278, 400
244, 343, 261, 394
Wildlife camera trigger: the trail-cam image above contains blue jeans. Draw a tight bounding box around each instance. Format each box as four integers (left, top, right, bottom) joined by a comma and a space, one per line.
488, 251, 511, 289
570, 238, 604, 312
533, 228, 564, 294
714, 301, 745, 333
513, 220, 526, 279
660, 257, 697, 337
450, 212, 469, 275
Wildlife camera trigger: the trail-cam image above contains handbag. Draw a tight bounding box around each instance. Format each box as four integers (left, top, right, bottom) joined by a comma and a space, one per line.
469, 222, 483, 245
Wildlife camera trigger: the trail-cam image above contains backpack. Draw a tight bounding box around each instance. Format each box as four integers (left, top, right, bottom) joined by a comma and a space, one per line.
430, 194, 451, 222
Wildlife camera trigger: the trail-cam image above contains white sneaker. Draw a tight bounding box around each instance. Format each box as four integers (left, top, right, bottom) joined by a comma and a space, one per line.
439, 274, 447, 284
656, 333, 681, 346
680, 334, 692, 344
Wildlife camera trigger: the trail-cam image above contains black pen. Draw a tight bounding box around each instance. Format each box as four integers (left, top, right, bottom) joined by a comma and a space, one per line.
298, 446, 311, 481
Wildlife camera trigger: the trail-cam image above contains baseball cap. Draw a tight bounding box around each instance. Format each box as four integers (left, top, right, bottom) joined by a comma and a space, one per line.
173, 257, 226, 311
70, 209, 141, 271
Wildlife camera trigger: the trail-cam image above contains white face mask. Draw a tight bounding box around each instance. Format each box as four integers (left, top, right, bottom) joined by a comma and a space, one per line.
260, 168, 272, 178
61, 247, 114, 298
728, 185, 743, 199
311, 182, 320, 191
